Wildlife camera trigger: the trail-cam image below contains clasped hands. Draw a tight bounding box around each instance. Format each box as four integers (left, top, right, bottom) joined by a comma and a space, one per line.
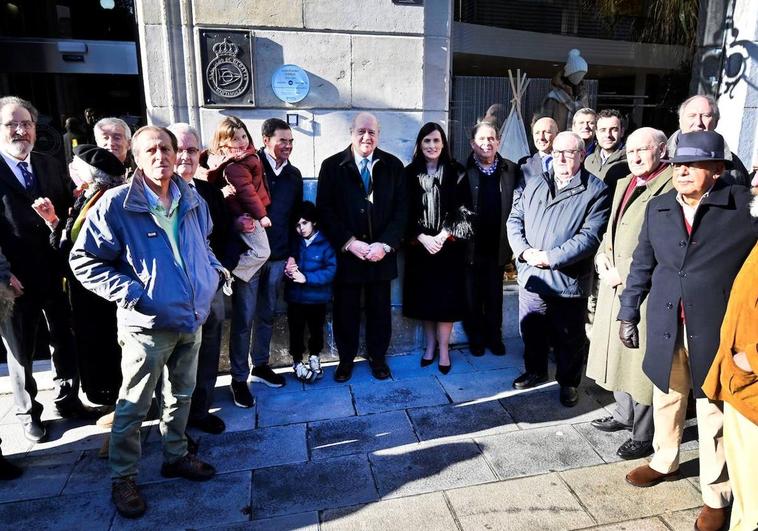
284, 257, 306, 283
521, 248, 550, 268
348, 240, 386, 262
417, 229, 449, 255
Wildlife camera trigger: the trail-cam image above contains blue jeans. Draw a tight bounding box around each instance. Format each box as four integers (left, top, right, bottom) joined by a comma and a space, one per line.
229, 270, 261, 382
251, 259, 286, 367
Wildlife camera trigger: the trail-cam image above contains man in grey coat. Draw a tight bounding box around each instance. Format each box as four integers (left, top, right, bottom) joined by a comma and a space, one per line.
507, 131, 610, 407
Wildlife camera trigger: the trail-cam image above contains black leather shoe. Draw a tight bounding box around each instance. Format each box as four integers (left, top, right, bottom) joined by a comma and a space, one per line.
334, 362, 353, 383
559, 386, 579, 407
371, 364, 391, 380
616, 438, 653, 460
591, 416, 631, 432
512, 372, 548, 390
187, 413, 226, 435
438, 362, 451, 375
23, 420, 46, 443
56, 400, 102, 420
487, 341, 506, 356
469, 344, 485, 357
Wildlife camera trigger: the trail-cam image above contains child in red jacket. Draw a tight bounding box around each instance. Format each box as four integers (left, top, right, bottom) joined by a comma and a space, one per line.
207, 117, 271, 245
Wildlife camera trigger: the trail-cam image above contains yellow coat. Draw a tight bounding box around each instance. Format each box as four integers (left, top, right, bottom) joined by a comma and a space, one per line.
703, 241, 758, 425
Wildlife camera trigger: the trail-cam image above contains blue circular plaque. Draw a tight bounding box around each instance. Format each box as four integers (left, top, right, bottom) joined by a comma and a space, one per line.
271, 64, 310, 103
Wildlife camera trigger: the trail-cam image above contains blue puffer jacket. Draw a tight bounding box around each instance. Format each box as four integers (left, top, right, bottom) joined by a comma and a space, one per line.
507, 169, 610, 298
285, 231, 337, 304
69, 171, 222, 333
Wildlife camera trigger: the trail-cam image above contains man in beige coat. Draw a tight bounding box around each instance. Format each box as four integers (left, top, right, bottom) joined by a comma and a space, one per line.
586, 128, 673, 459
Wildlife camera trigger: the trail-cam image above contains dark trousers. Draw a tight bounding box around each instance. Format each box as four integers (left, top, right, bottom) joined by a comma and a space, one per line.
0, 287, 79, 424
287, 302, 327, 362
518, 289, 586, 387
189, 288, 224, 421
333, 281, 391, 366
613, 390, 654, 442
464, 256, 505, 348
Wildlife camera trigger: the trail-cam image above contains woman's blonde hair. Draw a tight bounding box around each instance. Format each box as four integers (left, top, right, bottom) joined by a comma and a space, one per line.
209, 116, 255, 154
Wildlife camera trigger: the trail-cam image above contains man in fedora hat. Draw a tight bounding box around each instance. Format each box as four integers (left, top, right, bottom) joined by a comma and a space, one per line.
618, 130, 758, 531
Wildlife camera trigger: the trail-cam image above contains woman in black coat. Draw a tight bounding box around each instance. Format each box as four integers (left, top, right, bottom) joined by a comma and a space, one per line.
32, 145, 125, 407
403, 122, 471, 373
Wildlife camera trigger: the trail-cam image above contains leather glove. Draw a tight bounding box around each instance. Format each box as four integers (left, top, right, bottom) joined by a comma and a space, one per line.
619, 320, 639, 349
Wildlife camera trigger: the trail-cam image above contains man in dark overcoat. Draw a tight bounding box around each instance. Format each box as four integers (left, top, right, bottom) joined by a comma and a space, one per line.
619, 131, 758, 531
316, 112, 407, 382
0, 96, 87, 444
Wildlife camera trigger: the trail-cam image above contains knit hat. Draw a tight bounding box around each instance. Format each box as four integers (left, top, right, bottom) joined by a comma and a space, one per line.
73, 144, 125, 177
564, 49, 588, 85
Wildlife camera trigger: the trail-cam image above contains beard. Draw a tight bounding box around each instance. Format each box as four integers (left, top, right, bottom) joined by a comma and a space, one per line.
5, 138, 32, 158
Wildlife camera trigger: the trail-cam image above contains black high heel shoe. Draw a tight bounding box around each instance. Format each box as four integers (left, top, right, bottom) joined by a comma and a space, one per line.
438, 361, 452, 375
420, 347, 438, 367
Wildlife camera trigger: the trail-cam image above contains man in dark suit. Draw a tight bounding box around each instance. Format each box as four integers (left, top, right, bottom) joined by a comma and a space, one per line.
0, 96, 84, 443
464, 121, 520, 357
316, 112, 407, 382
519, 115, 558, 185
619, 131, 758, 531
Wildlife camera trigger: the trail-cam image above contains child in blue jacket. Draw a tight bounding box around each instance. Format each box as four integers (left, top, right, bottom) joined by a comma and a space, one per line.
285, 201, 337, 383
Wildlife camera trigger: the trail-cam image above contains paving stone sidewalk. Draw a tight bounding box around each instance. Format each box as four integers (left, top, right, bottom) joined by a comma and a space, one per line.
0, 339, 704, 530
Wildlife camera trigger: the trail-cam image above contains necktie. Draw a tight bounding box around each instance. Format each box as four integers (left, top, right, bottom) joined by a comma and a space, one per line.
359, 158, 371, 193
18, 161, 34, 190
542, 155, 553, 173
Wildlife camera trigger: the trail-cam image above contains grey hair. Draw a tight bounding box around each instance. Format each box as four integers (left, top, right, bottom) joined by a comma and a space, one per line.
167, 122, 202, 147
470, 120, 500, 140
573, 107, 597, 120
94, 117, 132, 141
0, 96, 39, 122
628, 127, 667, 146
350, 112, 380, 132
554, 131, 585, 152
678, 95, 720, 126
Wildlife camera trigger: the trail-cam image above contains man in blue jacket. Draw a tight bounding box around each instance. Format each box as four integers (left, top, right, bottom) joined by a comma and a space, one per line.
70, 126, 224, 519
507, 131, 610, 407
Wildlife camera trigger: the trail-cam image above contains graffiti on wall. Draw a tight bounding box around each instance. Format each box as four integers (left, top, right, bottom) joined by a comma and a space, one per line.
698, 13, 758, 99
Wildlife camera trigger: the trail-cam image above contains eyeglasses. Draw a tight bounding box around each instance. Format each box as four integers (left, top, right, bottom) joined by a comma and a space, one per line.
3, 121, 35, 131
625, 146, 656, 157
552, 149, 581, 159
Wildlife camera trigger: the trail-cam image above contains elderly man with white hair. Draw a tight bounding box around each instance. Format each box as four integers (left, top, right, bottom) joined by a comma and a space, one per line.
586, 127, 673, 460
667, 95, 749, 186
507, 131, 610, 406
94, 116, 132, 168
167, 122, 233, 435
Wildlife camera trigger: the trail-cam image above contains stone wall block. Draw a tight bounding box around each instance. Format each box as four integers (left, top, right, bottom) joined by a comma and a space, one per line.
142, 25, 169, 108
193, 0, 304, 28
199, 108, 316, 177
253, 31, 352, 109
312, 110, 423, 169
423, 36, 450, 113
136, 0, 163, 25
303, 0, 423, 34
351, 35, 424, 110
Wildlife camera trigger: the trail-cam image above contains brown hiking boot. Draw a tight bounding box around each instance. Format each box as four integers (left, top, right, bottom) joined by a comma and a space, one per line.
694, 505, 728, 531
112, 477, 146, 518
160, 453, 215, 481
625, 464, 679, 487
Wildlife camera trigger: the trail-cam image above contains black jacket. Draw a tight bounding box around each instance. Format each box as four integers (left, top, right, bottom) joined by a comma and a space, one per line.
465, 154, 519, 266
0, 151, 72, 300
193, 178, 238, 271
619, 180, 758, 397
316, 146, 407, 284
258, 148, 303, 261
